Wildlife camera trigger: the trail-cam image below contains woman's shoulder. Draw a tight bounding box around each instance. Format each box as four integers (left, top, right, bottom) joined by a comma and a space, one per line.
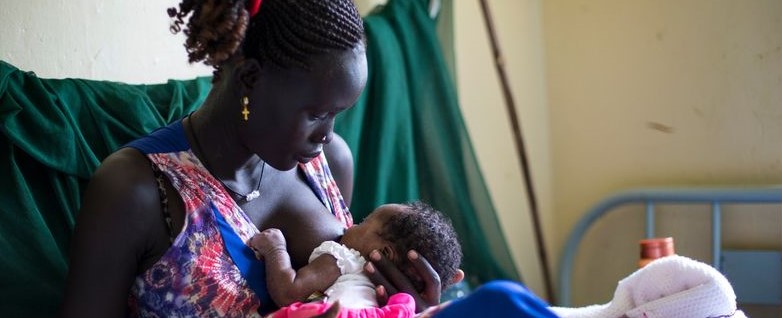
63, 148, 169, 315
323, 133, 352, 171
323, 133, 354, 205
92, 147, 158, 192
82, 147, 163, 226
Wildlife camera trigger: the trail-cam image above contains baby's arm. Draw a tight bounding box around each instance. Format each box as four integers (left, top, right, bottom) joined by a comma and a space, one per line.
249, 229, 342, 306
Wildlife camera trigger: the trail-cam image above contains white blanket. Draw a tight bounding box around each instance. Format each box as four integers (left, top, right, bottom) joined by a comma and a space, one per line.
550, 255, 747, 318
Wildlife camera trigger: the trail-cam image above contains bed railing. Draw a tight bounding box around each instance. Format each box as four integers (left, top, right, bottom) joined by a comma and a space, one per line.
556, 186, 782, 306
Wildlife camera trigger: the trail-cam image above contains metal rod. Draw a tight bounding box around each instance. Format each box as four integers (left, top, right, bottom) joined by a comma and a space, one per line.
712, 202, 722, 269
477, 0, 554, 302
645, 202, 655, 238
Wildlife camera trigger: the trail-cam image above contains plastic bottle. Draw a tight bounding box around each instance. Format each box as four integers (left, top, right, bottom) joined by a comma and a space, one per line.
639, 237, 675, 268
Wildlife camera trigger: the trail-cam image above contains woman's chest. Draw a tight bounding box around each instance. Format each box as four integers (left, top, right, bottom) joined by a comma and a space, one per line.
239, 169, 347, 268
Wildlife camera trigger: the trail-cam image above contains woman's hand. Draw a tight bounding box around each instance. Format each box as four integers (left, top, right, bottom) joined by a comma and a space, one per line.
249, 228, 287, 260
363, 249, 441, 313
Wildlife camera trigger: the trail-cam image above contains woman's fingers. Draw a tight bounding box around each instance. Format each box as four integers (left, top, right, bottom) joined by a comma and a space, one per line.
371, 250, 418, 294
365, 249, 442, 312
364, 251, 399, 298
408, 250, 442, 307
374, 285, 389, 307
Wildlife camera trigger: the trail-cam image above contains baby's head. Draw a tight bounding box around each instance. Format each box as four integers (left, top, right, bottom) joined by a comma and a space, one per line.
341, 201, 463, 291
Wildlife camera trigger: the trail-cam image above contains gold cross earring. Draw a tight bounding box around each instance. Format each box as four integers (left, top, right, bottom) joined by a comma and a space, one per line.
241, 96, 250, 121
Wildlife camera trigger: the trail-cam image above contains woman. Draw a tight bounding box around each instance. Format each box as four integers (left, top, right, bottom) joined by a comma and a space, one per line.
60, 0, 447, 316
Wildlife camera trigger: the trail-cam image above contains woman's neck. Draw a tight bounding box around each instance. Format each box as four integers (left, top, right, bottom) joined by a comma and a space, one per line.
186, 90, 263, 188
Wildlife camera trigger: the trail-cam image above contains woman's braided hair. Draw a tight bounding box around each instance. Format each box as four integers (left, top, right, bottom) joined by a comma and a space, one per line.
168, 0, 364, 75
379, 201, 463, 292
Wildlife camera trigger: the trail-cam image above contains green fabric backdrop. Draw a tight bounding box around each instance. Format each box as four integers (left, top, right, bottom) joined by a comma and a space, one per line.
0, 63, 211, 315
341, 0, 520, 287
0, 0, 518, 315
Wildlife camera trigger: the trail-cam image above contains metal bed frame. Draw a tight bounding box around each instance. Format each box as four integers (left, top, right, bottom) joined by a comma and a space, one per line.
556, 186, 782, 306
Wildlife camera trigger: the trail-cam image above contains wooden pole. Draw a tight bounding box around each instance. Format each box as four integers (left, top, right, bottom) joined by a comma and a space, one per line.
477, 0, 555, 303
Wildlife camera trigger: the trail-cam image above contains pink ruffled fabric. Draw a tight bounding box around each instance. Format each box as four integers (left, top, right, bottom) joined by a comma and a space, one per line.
271, 293, 416, 318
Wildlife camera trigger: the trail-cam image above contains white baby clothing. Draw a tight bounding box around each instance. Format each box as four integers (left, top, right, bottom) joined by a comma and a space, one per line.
309, 240, 378, 309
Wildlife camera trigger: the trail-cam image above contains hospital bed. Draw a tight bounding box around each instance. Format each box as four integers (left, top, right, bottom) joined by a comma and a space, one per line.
557, 187, 782, 312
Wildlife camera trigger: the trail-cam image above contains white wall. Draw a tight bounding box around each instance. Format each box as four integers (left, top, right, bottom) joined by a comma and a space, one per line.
0, 1, 211, 83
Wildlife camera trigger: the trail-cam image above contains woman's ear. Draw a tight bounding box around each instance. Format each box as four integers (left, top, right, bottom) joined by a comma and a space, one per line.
235, 58, 262, 92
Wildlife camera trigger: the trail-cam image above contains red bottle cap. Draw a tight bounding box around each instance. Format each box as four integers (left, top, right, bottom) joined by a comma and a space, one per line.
639, 237, 675, 267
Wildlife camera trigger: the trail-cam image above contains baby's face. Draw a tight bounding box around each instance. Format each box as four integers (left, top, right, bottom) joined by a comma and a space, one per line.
341, 204, 406, 259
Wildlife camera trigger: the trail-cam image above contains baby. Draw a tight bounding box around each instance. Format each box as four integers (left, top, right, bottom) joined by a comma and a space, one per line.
249, 201, 463, 318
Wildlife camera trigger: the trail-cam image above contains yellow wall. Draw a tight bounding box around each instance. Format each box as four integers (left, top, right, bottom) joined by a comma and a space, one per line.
453, 0, 782, 310
543, 0, 782, 307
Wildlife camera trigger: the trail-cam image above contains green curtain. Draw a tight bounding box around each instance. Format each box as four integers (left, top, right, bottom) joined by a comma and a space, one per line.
0, 60, 211, 316
336, 0, 520, 287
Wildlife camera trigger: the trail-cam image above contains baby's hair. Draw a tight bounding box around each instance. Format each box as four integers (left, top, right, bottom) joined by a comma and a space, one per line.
379, 201, 463, 291
168, 0, 364, 74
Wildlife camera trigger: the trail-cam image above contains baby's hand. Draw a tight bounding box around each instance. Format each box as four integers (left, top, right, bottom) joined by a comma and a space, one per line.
248, 228, 287, 260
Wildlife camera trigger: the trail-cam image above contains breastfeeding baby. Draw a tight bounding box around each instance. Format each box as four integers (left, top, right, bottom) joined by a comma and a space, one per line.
249, 201, 463, 318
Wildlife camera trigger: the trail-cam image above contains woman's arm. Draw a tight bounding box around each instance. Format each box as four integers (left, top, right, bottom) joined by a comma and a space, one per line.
250, 229, 341, 306
323, 133, 354, 207
61, 149, 168, 317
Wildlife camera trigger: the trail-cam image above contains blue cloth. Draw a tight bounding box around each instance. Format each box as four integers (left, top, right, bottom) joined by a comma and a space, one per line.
435, 281, 558, 317
124, 119, 190, 154
213, 204, 276, 315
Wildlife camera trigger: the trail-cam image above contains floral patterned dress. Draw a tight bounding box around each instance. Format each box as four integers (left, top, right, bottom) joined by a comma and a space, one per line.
125, 119, 352, 317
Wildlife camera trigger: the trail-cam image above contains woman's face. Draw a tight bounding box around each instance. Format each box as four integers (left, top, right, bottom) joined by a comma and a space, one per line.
242, 46, 368, 170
